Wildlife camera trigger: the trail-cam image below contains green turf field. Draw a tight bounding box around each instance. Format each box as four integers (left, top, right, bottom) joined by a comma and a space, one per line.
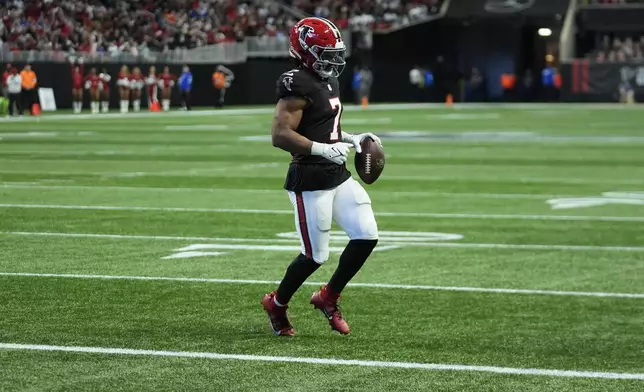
1, 104, 643, 391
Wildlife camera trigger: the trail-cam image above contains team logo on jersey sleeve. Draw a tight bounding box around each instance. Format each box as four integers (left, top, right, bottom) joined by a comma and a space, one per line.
283, 76, 293, 91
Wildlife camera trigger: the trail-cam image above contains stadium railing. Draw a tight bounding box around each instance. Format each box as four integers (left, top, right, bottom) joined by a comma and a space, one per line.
0, 43, 246, 64
246, 36, 290, 58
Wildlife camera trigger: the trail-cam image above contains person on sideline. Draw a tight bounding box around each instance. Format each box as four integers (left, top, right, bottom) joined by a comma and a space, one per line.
212, 65, 234, 108
20, 64, 38, 115
5, 67, 22, 116
2, 64, 12, 98
178, 65, 193, 110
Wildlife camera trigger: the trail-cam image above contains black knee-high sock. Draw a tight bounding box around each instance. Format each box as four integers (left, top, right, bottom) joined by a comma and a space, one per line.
276, 254, 321, 305
328, 239, 378, 294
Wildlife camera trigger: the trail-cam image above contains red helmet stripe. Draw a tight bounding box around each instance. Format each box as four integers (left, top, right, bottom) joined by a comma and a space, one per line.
314, 17, 342, 40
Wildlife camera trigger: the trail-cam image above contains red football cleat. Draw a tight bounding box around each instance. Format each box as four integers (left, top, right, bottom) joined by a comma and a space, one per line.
310, 285, 350, 335
261, 291, 295, 336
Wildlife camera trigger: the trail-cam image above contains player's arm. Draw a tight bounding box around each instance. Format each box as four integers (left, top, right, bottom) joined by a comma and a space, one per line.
223, 66, 234, 81
271, 97, 311, 154
272, 98, 351, 164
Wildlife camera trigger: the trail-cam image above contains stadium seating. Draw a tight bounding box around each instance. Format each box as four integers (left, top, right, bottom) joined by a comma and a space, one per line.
0, 0, 444, 55
581, 35, 644, 62
286, 0, 443, 30
0, 0, 294, 54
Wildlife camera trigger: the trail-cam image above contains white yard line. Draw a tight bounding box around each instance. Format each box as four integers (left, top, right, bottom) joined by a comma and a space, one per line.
0, 184, 283, 193
0, 343, 642, 380
2, 231, 644, 252
1, 272, 642, 299
1, 231, 300, 243
0, 103, 640, 123
0, 203, 293, 214
1, 168, 641, 186
341, 117, 392, 125
0, 184, 558, 199
171, 243, 399, 253
386, 175, 644, 186
1, 203, 642, 222
164, 125, 229, 131
403, 242, 644, 252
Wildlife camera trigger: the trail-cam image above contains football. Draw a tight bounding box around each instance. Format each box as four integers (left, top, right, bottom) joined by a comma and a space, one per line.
355, 137, 385, 184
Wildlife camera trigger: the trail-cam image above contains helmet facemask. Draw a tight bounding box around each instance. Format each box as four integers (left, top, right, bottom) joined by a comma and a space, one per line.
311, 45, 346, 78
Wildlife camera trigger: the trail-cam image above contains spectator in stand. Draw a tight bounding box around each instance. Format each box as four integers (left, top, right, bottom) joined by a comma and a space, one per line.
589, 34, 644, 62
1, 0, 444, 57
0, 0, 293, 55
290, 0, 443, 31
1, 0, 445, 55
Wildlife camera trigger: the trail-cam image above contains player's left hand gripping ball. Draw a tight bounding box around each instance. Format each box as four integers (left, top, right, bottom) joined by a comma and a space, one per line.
353, 134, 385, 185
348, 133, 382, 154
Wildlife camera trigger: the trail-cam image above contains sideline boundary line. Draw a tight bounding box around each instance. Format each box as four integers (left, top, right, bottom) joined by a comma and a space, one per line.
0, 103, 642, 123
0, 343, 643, 380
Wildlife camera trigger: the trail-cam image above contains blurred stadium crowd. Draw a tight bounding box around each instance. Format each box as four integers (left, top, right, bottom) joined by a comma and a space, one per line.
578, 0, 644, 61
590, 36, 644, 62
0, 0, 443, 55
287, 0, 442, 30
581, 0, 644, 4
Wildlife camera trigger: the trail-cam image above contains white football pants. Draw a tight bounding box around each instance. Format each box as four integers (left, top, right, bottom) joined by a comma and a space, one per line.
287, 177, 379, 264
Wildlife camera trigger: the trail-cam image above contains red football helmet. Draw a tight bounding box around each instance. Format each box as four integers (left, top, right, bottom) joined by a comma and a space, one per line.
289, 17, 346, 78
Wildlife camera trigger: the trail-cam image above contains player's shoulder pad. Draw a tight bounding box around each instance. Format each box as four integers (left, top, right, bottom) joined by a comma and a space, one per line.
276, 69, 313, 101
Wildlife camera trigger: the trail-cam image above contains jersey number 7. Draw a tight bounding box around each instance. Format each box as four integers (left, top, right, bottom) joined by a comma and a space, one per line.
329, 97, 342, 142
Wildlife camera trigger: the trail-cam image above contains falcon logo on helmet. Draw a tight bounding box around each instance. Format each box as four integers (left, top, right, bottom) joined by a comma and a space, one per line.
289, 17, 346, 79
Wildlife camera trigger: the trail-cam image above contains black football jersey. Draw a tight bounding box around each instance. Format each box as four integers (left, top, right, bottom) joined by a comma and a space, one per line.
276, 67, 351, 192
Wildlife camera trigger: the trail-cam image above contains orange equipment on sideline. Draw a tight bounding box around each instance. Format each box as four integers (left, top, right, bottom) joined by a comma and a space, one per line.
500, 73, 517, 90
213, 71, 226, 89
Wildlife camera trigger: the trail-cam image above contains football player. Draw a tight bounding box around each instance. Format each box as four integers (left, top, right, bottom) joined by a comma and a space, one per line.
261, 17, 382, 336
